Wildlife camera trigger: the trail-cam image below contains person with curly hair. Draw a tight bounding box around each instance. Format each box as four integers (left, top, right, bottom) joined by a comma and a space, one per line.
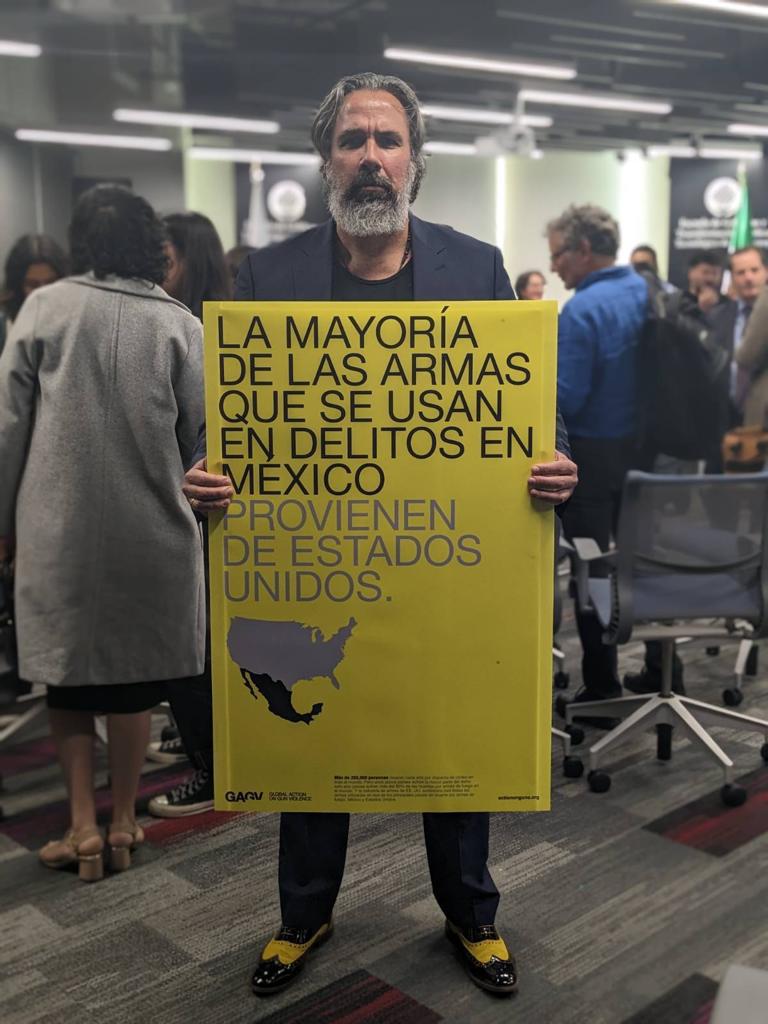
0, 185, 205, 881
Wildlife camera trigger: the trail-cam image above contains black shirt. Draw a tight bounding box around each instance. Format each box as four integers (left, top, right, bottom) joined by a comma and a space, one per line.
331, 259, 414, 301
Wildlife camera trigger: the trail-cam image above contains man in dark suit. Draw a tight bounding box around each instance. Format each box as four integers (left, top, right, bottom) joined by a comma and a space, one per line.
184, 72, 577, 999
709, 246, 768, 432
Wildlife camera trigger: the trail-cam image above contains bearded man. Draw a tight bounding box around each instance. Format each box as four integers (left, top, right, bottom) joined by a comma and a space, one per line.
185, 72, 577, 999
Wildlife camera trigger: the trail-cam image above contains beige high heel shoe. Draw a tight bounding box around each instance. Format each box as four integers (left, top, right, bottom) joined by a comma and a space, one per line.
107, 820, 145, 872
38, 826, 104, 882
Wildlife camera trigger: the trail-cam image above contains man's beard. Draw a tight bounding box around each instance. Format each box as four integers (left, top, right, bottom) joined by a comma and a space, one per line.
323, 163, 415, 237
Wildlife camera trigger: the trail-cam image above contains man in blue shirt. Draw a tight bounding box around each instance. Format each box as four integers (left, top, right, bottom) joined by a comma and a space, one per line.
548, 204, 649, 715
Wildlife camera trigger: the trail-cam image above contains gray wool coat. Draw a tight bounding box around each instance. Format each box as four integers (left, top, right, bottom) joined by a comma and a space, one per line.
0, 274, 206, 687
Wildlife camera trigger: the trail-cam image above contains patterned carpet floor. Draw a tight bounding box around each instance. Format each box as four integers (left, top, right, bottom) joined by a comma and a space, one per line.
2, 608, 768, 1023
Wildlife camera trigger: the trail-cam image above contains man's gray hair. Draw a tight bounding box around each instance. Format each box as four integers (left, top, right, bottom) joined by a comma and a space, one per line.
311, 72, 427, 202
546, 204, 620, 258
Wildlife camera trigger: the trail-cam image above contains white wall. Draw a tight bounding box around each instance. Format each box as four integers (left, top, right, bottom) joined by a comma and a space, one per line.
413, 154, 497, 246
72, 148, 185, 217
183, 150, 237, 251
0, 138, 39, 258
0, 138, 73, 259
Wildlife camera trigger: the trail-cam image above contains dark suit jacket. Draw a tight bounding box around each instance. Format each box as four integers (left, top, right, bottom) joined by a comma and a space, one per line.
735, 288, 768, 427
708, 297, 741, 431
708, 297, 738, 359
195, 214, 569, 458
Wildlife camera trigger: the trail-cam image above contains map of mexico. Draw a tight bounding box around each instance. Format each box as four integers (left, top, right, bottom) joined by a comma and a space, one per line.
227, 616, 357, 724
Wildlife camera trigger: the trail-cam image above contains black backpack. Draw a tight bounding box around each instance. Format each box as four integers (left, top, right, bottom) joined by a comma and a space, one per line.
636, 274, 729, 461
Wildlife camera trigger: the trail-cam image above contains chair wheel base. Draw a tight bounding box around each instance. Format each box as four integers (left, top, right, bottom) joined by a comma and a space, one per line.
565, 724, 584, 747
554, 671, 570, 690
745, 645, 759, 676
588, 770, 611, 793
723, 688, 743, 707
563, 756, 584, 778
721, 784, 747, 807
656, 723, 673, 761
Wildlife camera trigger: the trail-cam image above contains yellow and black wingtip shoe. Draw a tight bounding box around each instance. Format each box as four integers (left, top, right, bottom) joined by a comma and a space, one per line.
445, 920, 518, 995
251, 921, 333, 996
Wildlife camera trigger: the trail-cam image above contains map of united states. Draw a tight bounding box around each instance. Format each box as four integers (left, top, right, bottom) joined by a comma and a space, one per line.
227, 616, 357, 725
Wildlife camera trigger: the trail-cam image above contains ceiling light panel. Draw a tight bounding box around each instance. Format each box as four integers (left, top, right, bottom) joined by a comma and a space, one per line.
189, 147, 320, 165
15, 129, 172, 151
421, 103, 552, 127
0, 40, 41, 57
728, 122, 768, 136
384, 47, 575, 80
666, 1, 768, 18
113, 109, 280, 134
648, 143, 761, 159
424, 140, 478, 155
521, 89, 672, 114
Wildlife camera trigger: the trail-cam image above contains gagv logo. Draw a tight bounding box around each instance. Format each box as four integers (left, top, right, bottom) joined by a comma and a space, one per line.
225, 790, 263, 802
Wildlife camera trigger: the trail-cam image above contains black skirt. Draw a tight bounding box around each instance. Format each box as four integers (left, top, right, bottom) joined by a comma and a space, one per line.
46, 680, 168, 714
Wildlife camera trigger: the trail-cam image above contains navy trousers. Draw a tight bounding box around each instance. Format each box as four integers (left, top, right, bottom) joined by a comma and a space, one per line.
279, 811, 499, 932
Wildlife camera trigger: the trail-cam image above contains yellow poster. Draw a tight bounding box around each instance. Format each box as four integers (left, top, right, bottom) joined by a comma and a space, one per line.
203, 301, 556, 813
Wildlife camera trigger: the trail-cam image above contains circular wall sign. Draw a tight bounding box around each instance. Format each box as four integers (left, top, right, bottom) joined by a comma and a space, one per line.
266, 179, 307, 223
703, 176, 741, 218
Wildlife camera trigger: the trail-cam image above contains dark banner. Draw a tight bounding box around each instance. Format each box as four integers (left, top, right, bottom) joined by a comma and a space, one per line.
235, 163, 327, 249
668, 158, 768, 288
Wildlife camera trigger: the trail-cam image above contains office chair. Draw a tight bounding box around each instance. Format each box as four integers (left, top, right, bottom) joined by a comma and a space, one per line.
563, 472, 768, 806
552, 533, 583, 778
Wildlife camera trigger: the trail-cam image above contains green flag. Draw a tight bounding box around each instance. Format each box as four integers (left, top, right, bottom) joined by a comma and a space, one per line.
729, 164, 753, 252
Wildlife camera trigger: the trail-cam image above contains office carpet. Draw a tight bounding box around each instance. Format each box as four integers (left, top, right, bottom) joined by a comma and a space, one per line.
2, 613, 768, 1024
257, 970, 444, 1023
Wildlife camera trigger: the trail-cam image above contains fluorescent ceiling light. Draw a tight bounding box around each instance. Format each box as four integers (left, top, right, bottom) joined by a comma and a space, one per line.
667, 1, 768, 18
728, 122, 768, 137
424, 140, 545, 159
648, 143, 761, 159
521, 88, 672, 115
15, 129, 172, 151
0, 40, 41, 57
113, 109, 280, 134
384, 47, 575, 80
424, 140, 478, 155
700, 146, 762, 159
189, 147, 321, 166
647, 144, 697, 157
421, 103, 552, 127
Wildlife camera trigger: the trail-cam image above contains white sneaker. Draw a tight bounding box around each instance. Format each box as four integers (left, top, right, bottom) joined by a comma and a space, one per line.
146, 735, 189, 765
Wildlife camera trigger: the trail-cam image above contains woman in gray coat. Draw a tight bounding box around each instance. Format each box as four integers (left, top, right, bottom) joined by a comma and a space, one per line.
0, 186, 205, 880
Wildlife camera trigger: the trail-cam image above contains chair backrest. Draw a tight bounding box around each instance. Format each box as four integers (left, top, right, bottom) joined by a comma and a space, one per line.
608, 471, 768, 643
